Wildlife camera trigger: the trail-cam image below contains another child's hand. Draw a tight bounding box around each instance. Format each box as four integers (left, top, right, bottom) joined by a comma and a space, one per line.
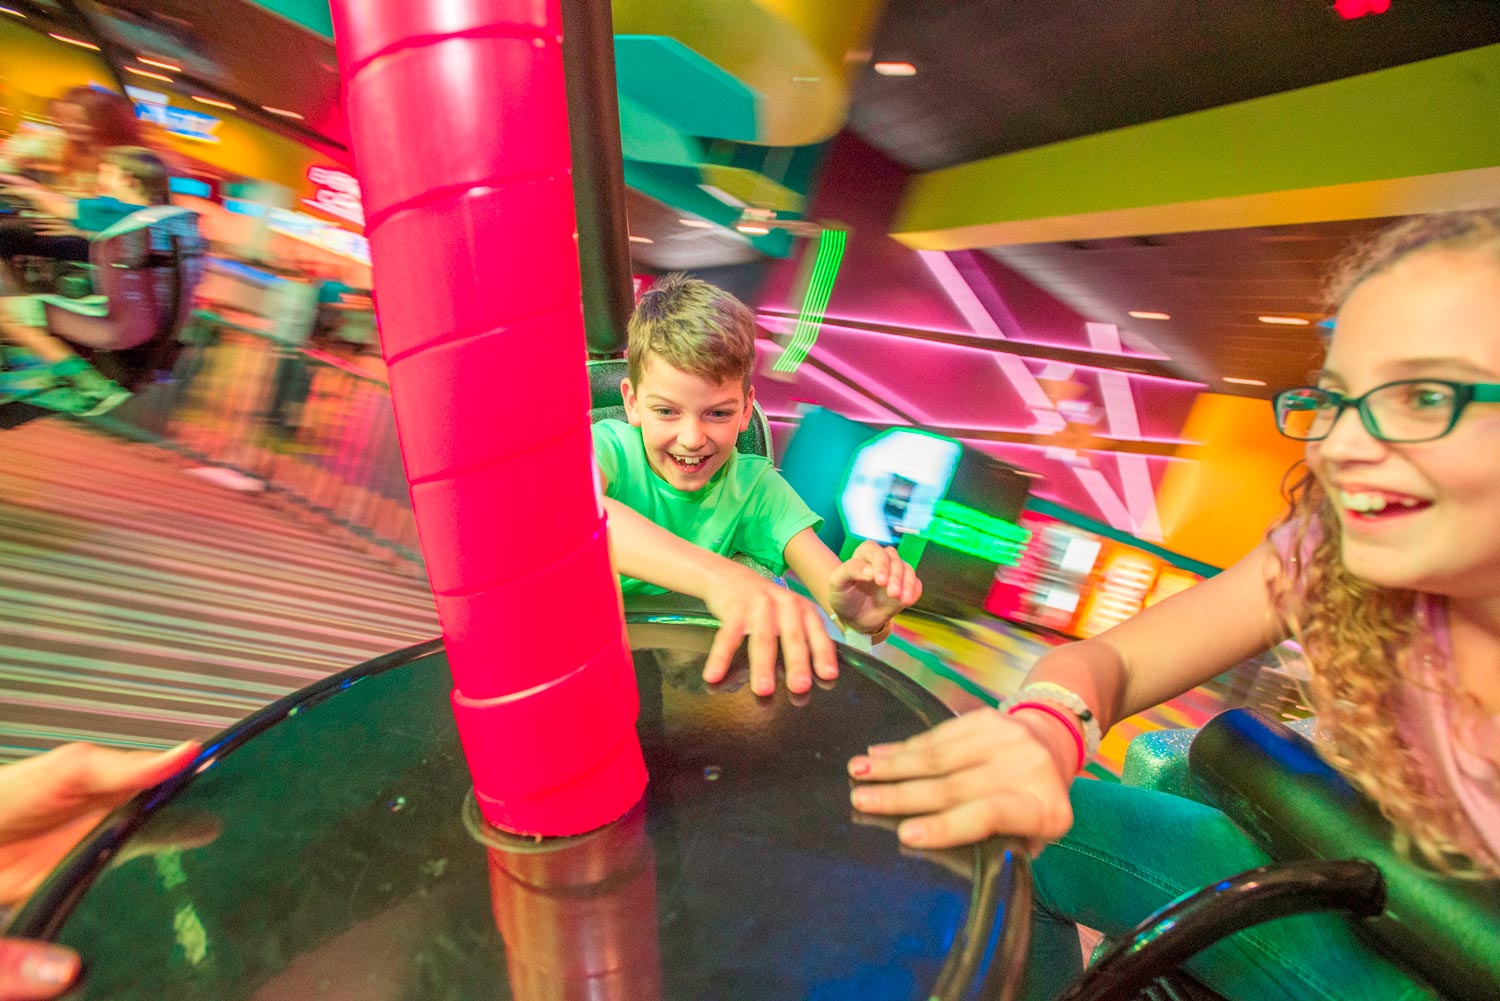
0, 938, 80, 1001
828, 540, 922, 634
846, 708, 1075, 852
701, 570, 839, 697
0, 741, 202, 907
28, 217, 79, 238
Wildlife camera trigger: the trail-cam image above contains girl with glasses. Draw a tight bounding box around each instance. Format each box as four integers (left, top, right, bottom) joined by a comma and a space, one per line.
848, 210, 1500, 1001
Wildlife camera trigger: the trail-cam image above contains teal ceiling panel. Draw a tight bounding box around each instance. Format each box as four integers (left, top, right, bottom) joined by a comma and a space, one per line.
615, 35, 759, 143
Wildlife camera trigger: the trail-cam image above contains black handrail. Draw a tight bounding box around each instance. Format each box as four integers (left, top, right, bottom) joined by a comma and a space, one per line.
1056, 859, 1385, 1001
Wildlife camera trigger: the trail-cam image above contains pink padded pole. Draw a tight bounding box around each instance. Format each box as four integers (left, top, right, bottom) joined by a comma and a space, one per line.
329, 0, 646, 835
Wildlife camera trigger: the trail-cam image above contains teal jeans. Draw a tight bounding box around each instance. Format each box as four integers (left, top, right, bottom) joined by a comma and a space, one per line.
1022, 780, 1436, 1001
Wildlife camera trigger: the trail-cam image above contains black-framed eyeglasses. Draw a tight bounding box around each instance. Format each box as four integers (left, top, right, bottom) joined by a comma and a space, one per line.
1273, 380, 1500, 443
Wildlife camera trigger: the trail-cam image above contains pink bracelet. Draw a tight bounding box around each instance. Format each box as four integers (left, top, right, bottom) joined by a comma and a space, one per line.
1007, 701, 1086, 774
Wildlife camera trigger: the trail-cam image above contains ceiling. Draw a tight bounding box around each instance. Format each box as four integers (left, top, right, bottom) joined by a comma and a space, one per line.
844, 0, 1500, 391
849, 0, 1500, 172
988, 218, 1396, 394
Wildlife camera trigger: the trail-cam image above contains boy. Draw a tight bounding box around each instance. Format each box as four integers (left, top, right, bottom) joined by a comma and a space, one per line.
595, 274, 923, 696
0, 146, 179, 414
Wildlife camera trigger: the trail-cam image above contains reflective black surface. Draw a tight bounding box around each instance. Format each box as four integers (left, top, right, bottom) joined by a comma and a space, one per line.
12, 619, 1025, 1001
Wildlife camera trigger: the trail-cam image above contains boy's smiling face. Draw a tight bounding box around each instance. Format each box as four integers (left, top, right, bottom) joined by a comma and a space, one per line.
622, 355, 754, 492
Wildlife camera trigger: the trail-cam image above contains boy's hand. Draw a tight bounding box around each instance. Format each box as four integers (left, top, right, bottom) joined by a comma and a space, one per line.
701, 569, 838, 697
828, 540, 922, 634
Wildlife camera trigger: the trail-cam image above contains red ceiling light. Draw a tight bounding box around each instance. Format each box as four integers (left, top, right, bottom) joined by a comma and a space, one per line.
1334, 0, 1391, 19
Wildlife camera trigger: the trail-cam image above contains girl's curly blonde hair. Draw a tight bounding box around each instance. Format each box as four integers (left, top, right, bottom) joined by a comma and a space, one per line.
1268, 210, 1500, 876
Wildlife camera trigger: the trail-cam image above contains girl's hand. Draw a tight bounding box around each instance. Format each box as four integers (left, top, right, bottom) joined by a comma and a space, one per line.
29, 217, 80, 238
847, 707, 1076, 852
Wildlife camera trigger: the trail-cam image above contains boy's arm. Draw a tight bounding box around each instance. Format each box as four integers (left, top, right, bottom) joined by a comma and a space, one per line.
784, 530, 921, 643
598, 468, 836, 696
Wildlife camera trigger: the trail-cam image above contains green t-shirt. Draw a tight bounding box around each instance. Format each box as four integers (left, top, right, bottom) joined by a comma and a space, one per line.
592, 419, 823, 595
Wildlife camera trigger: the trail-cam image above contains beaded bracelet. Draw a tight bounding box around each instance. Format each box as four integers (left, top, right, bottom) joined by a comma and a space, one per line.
1016, 682, 1103, 759
1006, 701, 1086, 774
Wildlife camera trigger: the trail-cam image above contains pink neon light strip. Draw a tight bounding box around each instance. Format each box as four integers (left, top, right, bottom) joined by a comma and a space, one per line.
917, 250, 1009, 339
1097, 371, 1141, 440
1116, 453, 1165, 541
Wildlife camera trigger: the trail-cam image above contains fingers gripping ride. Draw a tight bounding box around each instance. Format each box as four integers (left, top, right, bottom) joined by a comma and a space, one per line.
846, 707, 1077, 852
700, 570, 839, 698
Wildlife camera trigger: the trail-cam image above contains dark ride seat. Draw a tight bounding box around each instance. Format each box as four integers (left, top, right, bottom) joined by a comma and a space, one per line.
1062, 708, 1500, 1001
586, 357, 782, 585
46, 204, 207, 392
0, 205, 205, 429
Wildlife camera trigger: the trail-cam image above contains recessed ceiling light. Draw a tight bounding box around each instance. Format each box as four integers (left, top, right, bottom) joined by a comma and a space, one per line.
735, 223, 771, 236
1222, 377, 1268, 386
1257, 315, 1310, 325
125, 66, 173, 82
628, 235, 652, 244
873, 61, 917, 77
192, 95, 236, 110
678, 218, 714, 229
1127, 310, 1170, 321
138, 56, 181, 72
261, 105, 305, 120
49, 33, 100, 50
1, 6, 27, 18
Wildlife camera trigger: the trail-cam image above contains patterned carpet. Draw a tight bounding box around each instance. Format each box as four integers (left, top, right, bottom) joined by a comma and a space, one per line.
0, 418, 440, 764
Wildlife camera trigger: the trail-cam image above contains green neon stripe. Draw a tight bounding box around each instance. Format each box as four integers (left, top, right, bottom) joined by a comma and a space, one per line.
1025, 497, 1222, 578
919, 518, 1028, 566
933, 501, 1032, 543
772, 228, 846, 372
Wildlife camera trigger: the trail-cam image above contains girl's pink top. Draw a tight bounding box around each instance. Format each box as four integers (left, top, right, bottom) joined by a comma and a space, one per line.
1272, 521, 1500, 869
1397, 595, 1500, 868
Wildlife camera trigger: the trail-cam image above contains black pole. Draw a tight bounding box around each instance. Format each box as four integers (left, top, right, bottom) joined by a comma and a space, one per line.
560, 0, 634, 357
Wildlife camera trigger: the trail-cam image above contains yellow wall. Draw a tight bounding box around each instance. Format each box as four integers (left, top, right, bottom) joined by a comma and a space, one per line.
0, 17, 345, 209
1156, 393, 1308, 568
0, 17, 113, 129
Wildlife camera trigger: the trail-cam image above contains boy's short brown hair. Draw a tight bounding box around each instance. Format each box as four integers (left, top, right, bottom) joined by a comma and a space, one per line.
626, 273, 757, 392
100, 146, 171, 206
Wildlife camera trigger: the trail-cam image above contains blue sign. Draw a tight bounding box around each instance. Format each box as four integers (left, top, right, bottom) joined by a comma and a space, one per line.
135, 102, 222, 144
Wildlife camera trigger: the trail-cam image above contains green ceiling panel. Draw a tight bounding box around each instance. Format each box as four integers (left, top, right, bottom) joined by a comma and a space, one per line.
895, 43, 1500, 248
